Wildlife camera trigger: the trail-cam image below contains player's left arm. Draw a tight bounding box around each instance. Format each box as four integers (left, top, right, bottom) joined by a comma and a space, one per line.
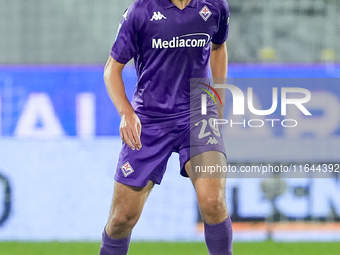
210, 42, 228, 119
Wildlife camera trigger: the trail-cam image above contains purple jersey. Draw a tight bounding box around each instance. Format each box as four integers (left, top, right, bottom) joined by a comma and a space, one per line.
111, 0, 230, 127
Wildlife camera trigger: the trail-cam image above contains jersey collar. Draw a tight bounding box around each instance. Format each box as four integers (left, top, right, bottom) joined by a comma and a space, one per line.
162, 0, 198, 9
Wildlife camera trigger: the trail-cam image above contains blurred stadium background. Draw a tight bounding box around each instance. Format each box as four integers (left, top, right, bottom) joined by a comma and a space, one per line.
1, 0, 340, 254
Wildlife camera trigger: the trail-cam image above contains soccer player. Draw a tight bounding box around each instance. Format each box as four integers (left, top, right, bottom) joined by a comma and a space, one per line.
100, 0, 232, 254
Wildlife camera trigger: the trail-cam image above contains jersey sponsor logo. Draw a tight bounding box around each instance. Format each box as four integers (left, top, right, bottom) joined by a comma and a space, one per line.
150, 11, 167, 21
121, 161, 134, 177
199, 5, 212, 21
206, 136, 221, 145
152, 33, 211, 49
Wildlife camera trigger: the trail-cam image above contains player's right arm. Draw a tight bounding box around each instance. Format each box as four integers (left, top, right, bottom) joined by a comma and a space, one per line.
104, 56, 142, 151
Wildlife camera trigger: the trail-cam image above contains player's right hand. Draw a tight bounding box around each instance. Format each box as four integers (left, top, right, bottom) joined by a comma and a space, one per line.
119, 112, 142, 151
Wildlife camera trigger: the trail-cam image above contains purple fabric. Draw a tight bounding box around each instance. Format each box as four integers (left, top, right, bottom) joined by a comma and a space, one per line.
204, 217, 233, 255
111, 0, 230, 128
99, 230, 131, 255
114, 107, 225, 187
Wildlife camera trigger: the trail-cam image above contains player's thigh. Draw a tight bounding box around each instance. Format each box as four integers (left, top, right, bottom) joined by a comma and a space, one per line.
185, 150, 227, 179
185, 151, 228, 222
108, 180, 154, 223
185, 151, 227, 200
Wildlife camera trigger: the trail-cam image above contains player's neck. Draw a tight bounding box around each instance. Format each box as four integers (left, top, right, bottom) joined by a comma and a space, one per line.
171, 0, 192, 10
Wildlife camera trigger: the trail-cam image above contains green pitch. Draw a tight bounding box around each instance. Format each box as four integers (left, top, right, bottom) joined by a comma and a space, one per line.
1, 241, 340, 255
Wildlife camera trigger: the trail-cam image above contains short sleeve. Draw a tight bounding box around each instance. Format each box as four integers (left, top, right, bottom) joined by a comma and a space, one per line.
111, 6, 139, 64
211, 0, 230, 44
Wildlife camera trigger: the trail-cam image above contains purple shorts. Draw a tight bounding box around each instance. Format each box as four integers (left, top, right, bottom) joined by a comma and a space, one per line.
115, 112, 226, 187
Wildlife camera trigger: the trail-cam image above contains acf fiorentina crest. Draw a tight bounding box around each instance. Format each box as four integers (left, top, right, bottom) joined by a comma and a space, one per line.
121, 161, 134, 177
199, 5, 212, 21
